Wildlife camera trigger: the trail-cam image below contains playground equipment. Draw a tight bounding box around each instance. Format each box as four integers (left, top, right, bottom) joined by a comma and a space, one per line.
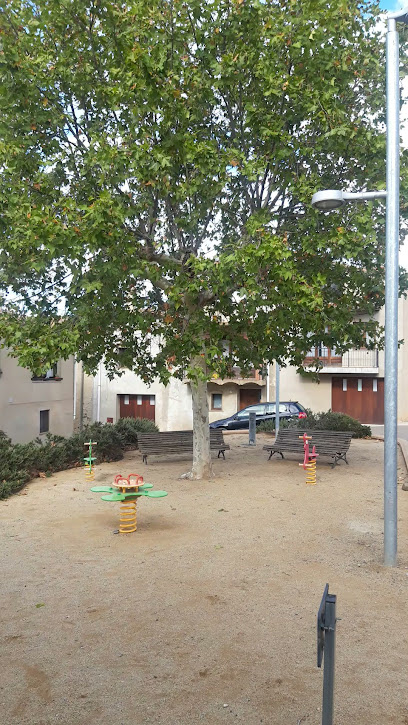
84, 440, 97, 482
91, 474, 167, 533
299, 432, 318, 485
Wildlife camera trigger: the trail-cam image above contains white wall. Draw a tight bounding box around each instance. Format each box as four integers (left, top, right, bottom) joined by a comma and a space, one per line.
269, 362, 332, 413
0, 352, 75, 443
89, 365, 193, 430
84, 367, 267, 431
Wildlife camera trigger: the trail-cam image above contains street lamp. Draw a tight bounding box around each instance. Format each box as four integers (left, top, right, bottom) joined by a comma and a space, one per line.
311, 189, 387, 210
312, 8, 408, 567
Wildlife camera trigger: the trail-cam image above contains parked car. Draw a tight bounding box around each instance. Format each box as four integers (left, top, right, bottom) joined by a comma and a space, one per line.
209, 401, 306, 430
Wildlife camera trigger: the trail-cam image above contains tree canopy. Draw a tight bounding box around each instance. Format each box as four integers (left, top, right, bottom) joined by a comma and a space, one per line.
1, 0, 407, 469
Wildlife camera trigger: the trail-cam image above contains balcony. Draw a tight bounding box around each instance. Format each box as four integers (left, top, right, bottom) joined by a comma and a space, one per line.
210, 366, 266, 386
304, 349, 379, 374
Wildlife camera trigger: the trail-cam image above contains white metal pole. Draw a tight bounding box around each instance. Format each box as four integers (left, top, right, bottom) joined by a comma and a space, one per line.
384, 17, 400, 566
73, 357, 77, 422
275, 363, 280, 437
97, 362, 102, 423
266, 366, 270, 403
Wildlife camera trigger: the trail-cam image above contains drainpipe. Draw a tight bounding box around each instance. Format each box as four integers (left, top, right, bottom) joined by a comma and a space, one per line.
79, 363, 84, 431
73, 357, 77, 424
96, 362, 102, 423
266, 365, 270, 403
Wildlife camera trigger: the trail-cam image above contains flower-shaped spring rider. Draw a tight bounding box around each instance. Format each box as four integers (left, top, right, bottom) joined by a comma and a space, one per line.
91, 474, 168, 533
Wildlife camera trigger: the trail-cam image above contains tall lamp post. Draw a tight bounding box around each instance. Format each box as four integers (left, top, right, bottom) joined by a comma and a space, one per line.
311, 8, 408, 567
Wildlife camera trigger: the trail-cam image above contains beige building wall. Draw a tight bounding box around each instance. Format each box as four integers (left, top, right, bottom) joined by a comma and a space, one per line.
84, 364, 193, 431
0, 351, 75, 443
81, 367, 266, 431
268, 363, 332, 413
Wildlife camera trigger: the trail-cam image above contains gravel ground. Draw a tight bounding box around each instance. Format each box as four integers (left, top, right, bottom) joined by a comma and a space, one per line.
1, 434, 408, 725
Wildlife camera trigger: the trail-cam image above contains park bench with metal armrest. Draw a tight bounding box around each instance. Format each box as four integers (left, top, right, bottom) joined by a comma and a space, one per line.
263, 429, 352, 468
137, 429, 230, 464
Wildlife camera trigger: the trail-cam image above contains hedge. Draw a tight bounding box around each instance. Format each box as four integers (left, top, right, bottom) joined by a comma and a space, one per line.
0, 417, 158, 499
257, 409, 371, 438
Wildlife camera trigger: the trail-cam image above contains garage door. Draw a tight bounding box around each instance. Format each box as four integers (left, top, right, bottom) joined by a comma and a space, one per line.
332, 377, 384, 424
119, 394, 156, 422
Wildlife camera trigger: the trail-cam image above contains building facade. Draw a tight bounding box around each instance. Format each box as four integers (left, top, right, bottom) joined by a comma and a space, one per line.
268, 298, 408, 424
79, 298, 408, 429
78, 362, 266, 431
0, 350, 76, 443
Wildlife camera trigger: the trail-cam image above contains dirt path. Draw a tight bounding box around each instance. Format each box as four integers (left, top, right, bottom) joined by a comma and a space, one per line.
1, 435, 408, 725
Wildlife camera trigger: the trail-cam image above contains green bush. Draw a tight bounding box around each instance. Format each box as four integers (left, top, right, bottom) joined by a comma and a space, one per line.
0, 417, 156, 499
256, 419, 277, 433
257, 409, 371, 438
114, 416, 158, 447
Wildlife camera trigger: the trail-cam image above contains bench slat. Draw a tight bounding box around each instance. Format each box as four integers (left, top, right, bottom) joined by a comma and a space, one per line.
138, 430, 229, 463
262, 429, 352, 467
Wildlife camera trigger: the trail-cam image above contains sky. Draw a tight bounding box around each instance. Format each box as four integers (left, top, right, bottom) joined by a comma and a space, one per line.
380, 0, 404, 9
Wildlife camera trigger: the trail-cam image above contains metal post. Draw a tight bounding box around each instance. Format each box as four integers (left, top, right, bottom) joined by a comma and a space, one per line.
275, 363, 280, 438
79, 363, 84, 431
384, 18, 400, 566
249, 411, 256, 445
321, 595, 336, 725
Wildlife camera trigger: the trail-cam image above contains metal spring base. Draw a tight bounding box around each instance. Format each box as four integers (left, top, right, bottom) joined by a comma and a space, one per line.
85, 466, 94, 482
305, 458, 317, 485
119, 500, 137, 534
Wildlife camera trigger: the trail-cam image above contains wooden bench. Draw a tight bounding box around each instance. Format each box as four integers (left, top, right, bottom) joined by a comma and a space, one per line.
137, 430, 230, 464
263, 429, 352, 467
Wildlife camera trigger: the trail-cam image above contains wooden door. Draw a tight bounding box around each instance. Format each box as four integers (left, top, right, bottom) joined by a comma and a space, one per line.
332, 378, 384, 424
119, 394, 156, 422
239, 388, 261, 410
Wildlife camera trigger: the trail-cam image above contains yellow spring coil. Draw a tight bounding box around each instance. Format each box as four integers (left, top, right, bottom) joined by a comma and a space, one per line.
305, 459, 317, 485
119, 499, 137, 534
84, 466, 94, 482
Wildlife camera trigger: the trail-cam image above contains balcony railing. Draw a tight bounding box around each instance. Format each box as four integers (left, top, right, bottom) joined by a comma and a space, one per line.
209, 366, 265, 382
340, 349, 379, 368
231, 366, 264, 380
304, 349, 378, 369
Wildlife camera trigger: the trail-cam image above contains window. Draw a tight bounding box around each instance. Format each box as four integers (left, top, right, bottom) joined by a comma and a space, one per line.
343, 379, 347, 392
137, 395, 142, 405
124, 395, 130, 405
358, 379, 363, 392
236, 405, 265, 419
373, 379, 378, 392
150, 396, 155, 406
32, 363, 61, 381
117, 348, 129, 369
40, 410, 49, 434
212, 393, 223, 410
317, 343, 329, 358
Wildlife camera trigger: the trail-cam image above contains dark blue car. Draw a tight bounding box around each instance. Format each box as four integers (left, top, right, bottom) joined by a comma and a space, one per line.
209, 401, 306, 430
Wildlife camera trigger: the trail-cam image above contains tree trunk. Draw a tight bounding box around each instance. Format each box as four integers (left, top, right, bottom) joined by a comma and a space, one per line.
182, 354, 213, 480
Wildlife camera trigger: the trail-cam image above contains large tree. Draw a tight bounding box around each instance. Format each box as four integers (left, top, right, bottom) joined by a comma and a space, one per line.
1, 0, 407, 477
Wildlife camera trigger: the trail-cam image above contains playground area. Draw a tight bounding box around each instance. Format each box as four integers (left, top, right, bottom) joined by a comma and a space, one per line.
1, 433, 408, 725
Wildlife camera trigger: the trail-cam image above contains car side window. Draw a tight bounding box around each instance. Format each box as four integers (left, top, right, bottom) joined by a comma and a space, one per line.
279, 403, 288, 413
289, 404, 300, 413
236, 405, 265, 418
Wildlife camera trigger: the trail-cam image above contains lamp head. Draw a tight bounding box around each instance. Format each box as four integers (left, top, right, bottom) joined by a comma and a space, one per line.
311, 190, 345, 210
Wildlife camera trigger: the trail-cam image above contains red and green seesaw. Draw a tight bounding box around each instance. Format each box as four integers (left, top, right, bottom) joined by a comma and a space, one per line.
91, 474, 167, 533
